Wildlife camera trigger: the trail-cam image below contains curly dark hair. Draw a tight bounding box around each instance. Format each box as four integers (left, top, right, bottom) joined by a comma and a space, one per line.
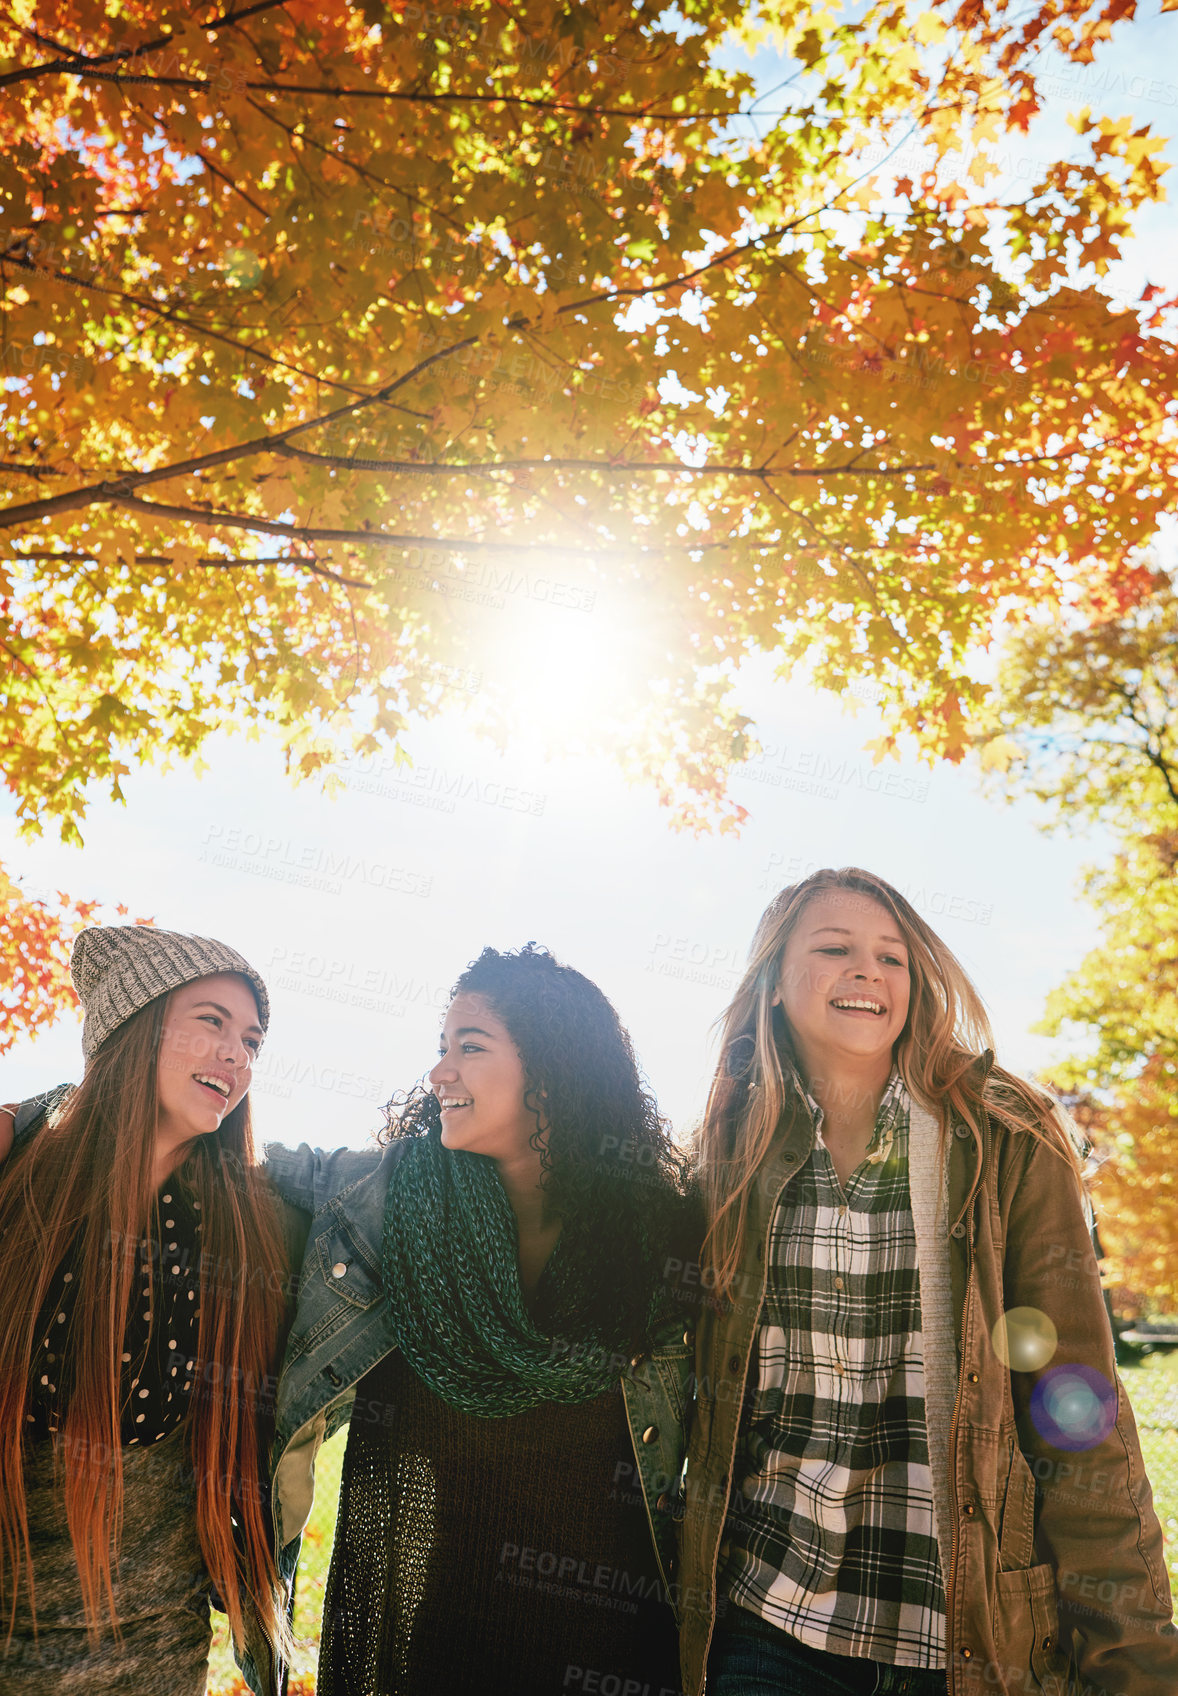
379, 943, 701, 1350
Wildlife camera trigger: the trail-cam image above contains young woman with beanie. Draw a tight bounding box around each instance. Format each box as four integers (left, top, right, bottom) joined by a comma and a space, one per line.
677, 867, 1178, 1696
263, 942, 698, 1696
0, 925, 300, 1696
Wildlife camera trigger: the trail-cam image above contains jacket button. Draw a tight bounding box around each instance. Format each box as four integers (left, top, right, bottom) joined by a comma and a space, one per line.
1043, 1636, 1053, 1652
960, 1647, 973, 1660
331, 1262, 348, 1278
963, 1503, 977, 1516
630, 1352, 645, 1370
951, 1223, 967, 1239
967, 1371, 979, 1384
954, 1123, 970, 1138
642, 1425, 659, 1444
728, 1354, 741, 1374
683, 1330, 694, 1347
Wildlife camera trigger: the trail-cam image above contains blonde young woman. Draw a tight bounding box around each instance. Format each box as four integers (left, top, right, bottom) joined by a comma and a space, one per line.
0, 926, 298, 1696
679, 867, 1177, 1696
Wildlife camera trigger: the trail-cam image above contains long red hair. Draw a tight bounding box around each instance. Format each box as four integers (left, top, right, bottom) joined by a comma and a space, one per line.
0, 990, 290, 1655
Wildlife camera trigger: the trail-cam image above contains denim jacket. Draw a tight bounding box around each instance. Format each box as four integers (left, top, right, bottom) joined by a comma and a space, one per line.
260, 1138, 696, 1660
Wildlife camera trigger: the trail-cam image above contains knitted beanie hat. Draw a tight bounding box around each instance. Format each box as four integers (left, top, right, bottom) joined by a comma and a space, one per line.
71, 925, 270, 1064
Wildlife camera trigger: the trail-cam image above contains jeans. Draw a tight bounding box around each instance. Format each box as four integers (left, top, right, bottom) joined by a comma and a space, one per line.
707, 1611, 950, 1696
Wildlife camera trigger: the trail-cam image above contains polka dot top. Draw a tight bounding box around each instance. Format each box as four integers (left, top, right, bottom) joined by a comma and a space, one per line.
27, 1184, 204, 1448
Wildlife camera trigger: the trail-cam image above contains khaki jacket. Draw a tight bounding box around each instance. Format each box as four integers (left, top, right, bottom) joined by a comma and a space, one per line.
679, 1063, 1178, 1696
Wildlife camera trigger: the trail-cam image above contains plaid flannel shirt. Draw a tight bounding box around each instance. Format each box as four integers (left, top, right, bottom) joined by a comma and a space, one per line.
720, 1069, 947, 1669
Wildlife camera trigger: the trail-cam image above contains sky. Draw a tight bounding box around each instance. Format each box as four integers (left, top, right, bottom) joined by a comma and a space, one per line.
0, 662, 1108, 1148
3, 2, 1174, 1149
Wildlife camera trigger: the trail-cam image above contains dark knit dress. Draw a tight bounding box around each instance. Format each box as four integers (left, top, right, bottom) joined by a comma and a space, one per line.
318, 1349, 682, 1696
0, 1185, 210, 1696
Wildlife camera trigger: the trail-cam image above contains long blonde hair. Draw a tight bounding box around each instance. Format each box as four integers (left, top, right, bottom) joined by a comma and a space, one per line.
696, 867, 1081, 1301
0, 990, 290, 1655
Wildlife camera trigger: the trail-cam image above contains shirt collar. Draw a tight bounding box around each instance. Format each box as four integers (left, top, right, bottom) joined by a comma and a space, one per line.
785, 1060, 909, 1161
866, 1067, 908, 1164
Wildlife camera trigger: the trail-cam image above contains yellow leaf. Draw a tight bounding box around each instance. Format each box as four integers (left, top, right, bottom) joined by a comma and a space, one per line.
914, 12, 947, 44
977, 734, 1019, 773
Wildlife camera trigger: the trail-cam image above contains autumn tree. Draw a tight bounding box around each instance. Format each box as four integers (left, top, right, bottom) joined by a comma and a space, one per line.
980, 569, 1178, 1086
980, 566, 1178, 830
984, 572, 1178, 1305
1, 0, 1175, 1041
4, 0, 1175, 821
1072, 1064, 1178, 1317
0, 868, 143, 1052
1037, 826, 1178, 1309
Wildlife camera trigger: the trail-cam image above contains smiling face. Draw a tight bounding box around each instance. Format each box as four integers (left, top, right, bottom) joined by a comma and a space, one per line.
774, 891, 911, 1085
154, 973, 263, 1165
428, 992, 543, 1172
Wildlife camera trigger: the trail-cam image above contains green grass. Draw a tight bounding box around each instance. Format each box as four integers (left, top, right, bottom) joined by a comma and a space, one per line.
208, 1427, 347, 1696
1117, 1349, 1178, 1589
208, 1357, 1178, 1693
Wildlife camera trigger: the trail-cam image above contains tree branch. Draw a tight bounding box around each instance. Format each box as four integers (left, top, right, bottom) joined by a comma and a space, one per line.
275, 443, 947, 478
0, 640, 77, 761
106, 492, 729, 558
0, 336, 484, 532
1, 250, 430, 418
43, 68, 754, 118
241, 95, 470, 239
0, 2, 289, 90
550, 143, 895, 319
0, 463, 64, 480
274, 442, 1094, 482
1113, 681, 1178, 810
194, 148, 270, 220
8, 548, 372, 588
211, 0, 290, 27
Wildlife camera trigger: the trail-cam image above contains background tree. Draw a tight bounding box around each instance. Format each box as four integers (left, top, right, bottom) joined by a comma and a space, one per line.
979, 567, 1178, 831
984, 570, 1178, 1307
0, 868, 149, 1052
1069, 1065, 1178, 1318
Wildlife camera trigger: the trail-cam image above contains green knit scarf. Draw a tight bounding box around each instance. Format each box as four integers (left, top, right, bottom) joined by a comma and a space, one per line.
381, 1133, 622, 1417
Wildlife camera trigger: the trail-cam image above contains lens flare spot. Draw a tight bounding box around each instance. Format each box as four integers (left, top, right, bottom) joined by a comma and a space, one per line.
991, 1306, 1058, 1372
1030, 1364, 1118, 1452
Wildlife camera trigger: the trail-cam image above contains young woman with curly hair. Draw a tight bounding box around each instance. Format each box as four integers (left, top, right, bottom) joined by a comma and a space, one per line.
263, 943, 699, 1696
678, 867, 1178, 1696
0, 925, 299, 1696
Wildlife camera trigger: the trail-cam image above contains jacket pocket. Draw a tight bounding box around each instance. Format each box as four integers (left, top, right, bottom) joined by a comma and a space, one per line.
315, 1221, 380, 1310
653, 1342, 694, 1423
994, 1562, 1067, 1694
996, 1441, 1037, 1573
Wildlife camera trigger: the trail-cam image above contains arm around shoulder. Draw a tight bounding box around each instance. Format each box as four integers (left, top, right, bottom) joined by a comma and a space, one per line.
0, 1084, 76, 1158
262, 1139, 385, 1216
